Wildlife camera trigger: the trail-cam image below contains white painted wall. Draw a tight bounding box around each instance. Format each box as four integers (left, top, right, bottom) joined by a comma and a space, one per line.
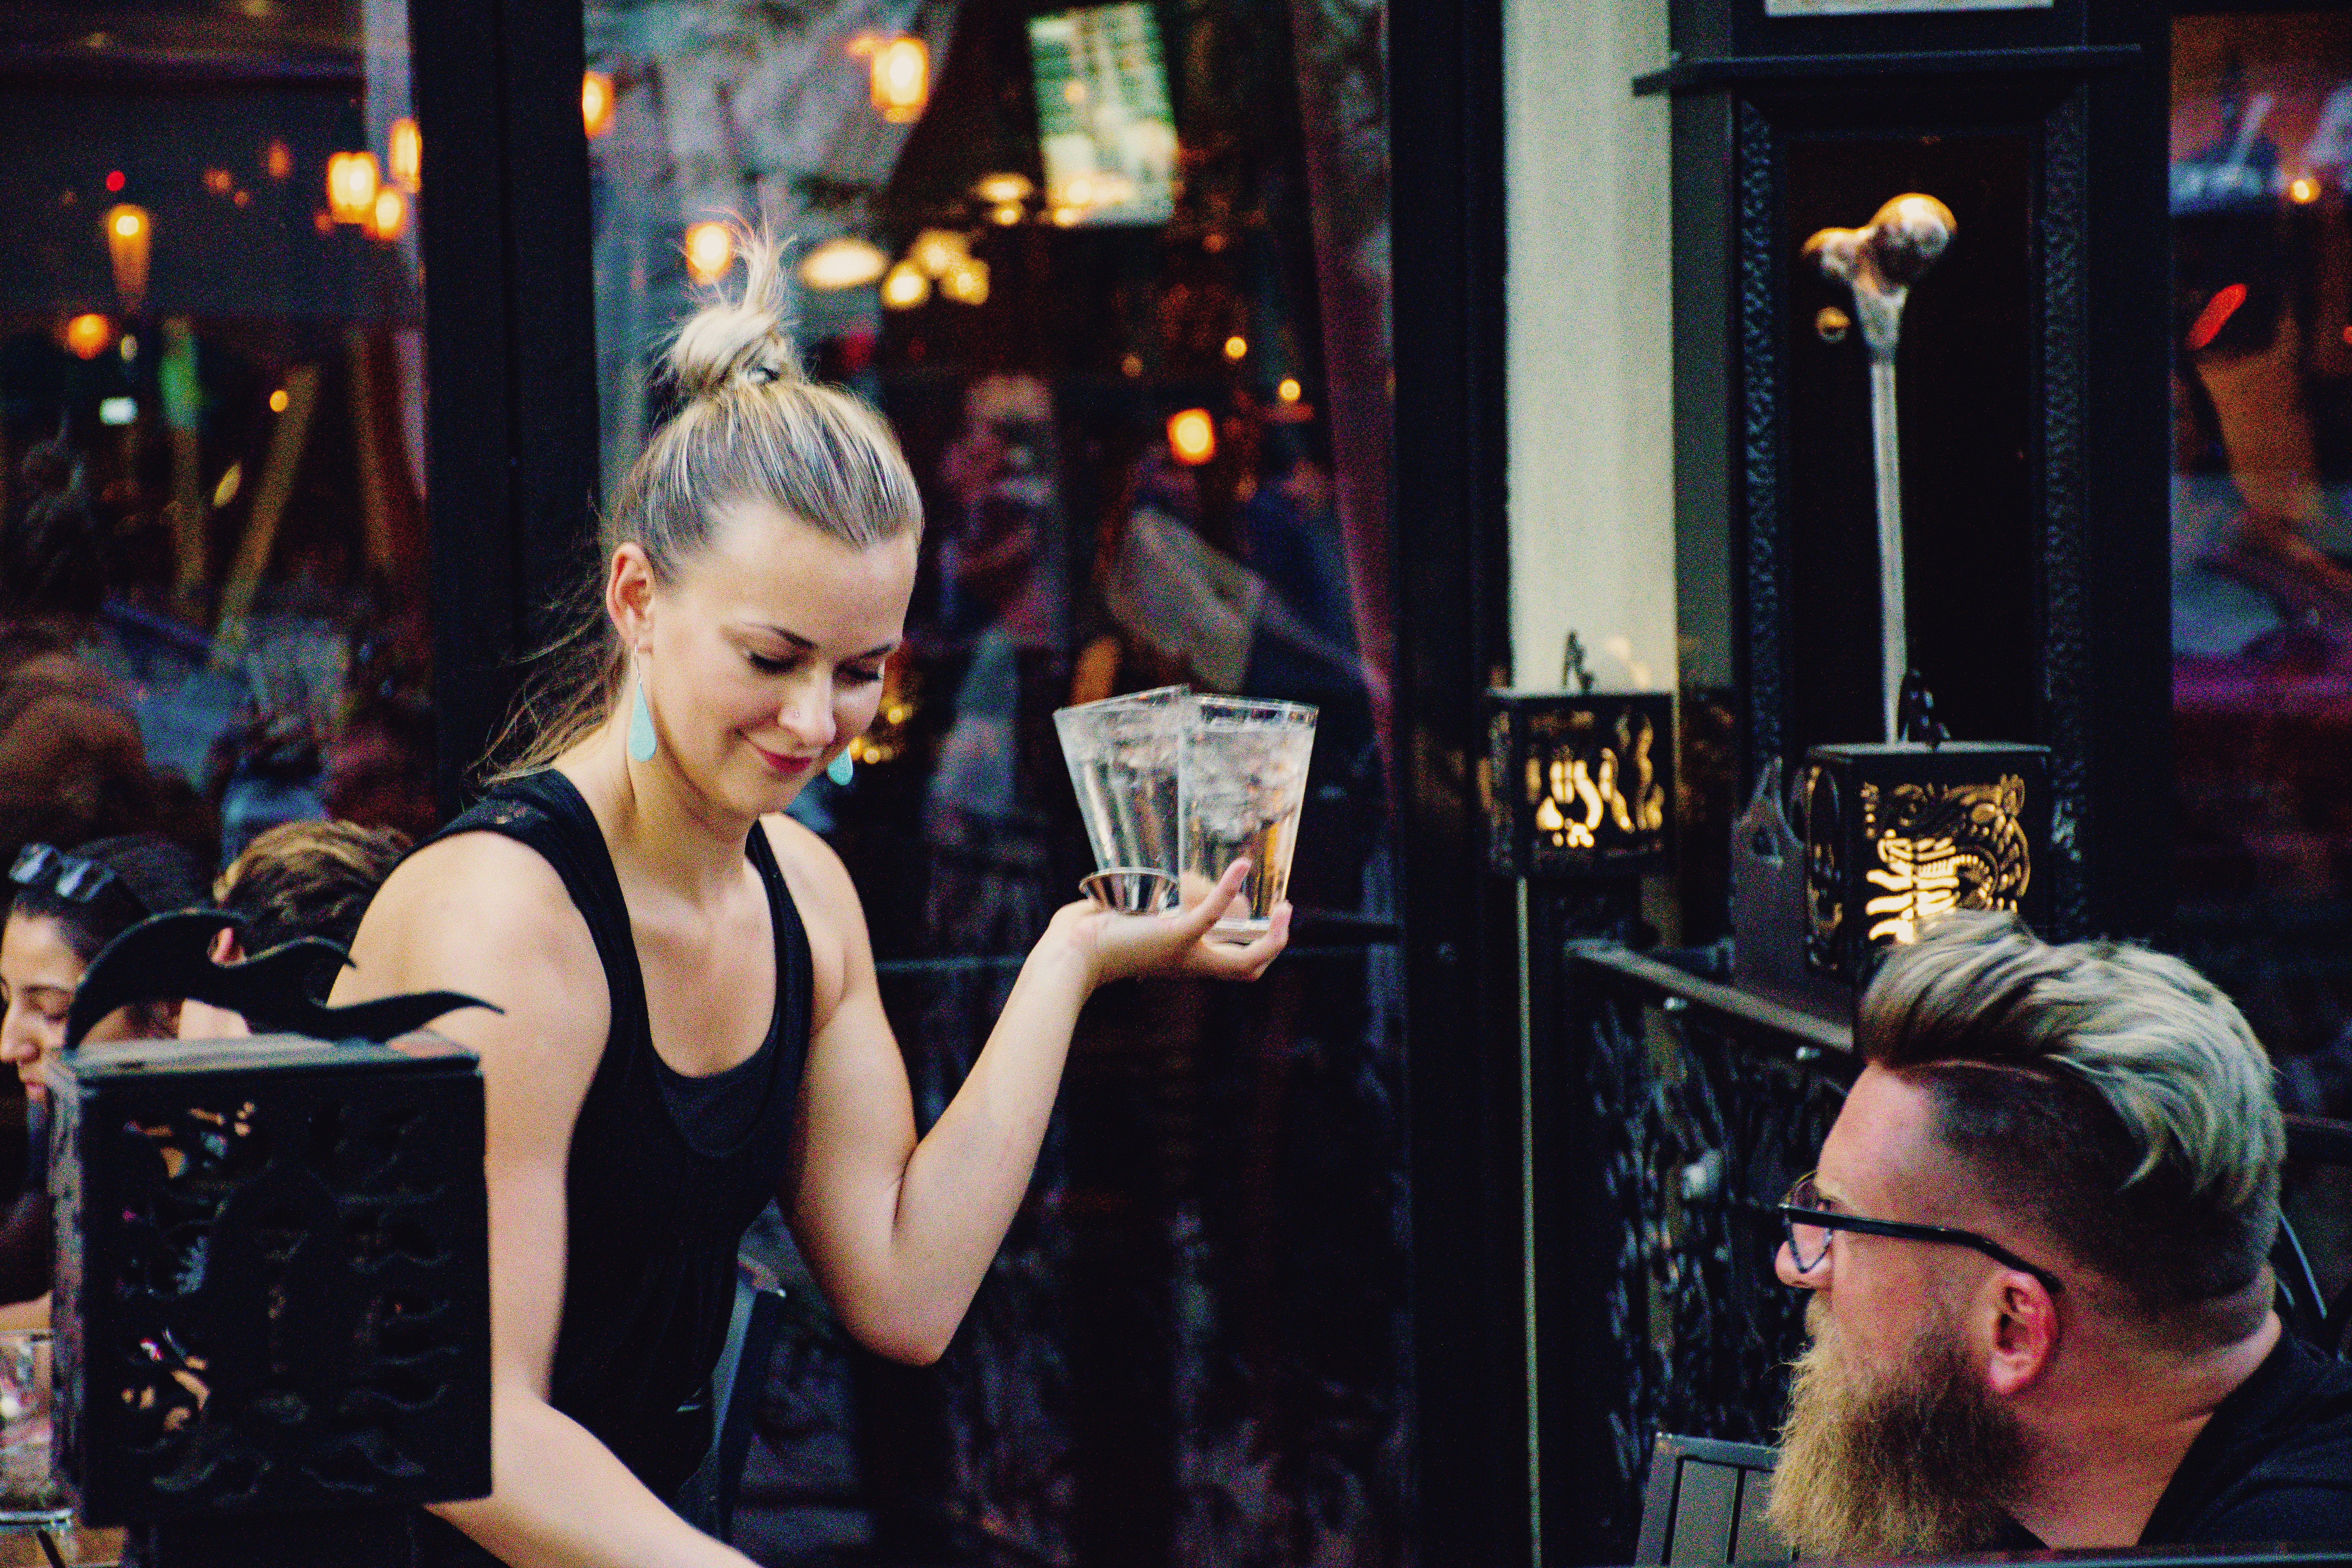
1503, 0, 1676, 693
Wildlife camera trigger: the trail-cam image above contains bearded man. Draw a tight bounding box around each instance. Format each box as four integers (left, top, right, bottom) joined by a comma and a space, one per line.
1766, 912, 2352, 1556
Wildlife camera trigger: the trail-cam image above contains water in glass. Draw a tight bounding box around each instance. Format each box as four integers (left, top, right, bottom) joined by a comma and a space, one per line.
1180, 697, 1317, 937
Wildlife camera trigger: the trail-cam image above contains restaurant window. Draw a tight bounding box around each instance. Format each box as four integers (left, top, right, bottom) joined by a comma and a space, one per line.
581, 0, 1403, 1563
0, 1, 436, 875
2170, 10, 2352, 1312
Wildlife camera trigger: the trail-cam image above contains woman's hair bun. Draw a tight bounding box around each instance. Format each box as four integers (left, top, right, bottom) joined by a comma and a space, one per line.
666, 226, 806, 399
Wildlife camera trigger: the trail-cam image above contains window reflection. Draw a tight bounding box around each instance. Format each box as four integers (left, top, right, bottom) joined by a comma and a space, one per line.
2170, 9, 2352, 1334
0, 6, 433, 877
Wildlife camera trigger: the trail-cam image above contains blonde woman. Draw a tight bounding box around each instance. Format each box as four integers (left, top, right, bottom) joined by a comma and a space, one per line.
336, 239, 1288, 1568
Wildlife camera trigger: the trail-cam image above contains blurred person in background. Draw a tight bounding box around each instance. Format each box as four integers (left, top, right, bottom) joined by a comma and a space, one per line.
0, 439, 165, 870
177, 819, 411, 1040
0, 833, 209, 1322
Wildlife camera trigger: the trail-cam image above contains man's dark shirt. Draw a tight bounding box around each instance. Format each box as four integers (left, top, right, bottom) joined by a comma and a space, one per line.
1995, 1326, 2352, 1548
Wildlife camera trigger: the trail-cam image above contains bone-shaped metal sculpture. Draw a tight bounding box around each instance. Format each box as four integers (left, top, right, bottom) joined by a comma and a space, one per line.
1803, 193, 1957, 741
65, 909, 495, 1048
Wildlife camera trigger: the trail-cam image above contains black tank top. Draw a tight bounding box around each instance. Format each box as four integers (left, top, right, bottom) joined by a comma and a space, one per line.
412, 769, 811, 1560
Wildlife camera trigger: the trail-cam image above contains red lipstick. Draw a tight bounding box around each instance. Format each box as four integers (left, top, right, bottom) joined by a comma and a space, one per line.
752, 743, 816, 777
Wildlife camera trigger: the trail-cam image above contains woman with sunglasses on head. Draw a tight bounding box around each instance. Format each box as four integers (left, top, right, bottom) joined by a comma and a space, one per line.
0, 834, 210, 1321
335, 236, 1288, 1568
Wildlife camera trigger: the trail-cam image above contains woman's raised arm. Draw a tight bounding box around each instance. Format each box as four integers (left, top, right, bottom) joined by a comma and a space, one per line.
335, 836, 758, 1568
776, 816, 1283, 1364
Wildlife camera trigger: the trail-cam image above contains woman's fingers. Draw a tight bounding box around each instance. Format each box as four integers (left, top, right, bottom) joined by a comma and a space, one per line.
1185, 901, 1289, 979
1170, 859, 1253, 942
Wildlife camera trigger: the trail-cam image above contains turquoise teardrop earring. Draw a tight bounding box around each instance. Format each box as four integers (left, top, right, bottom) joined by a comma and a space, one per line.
627, 665, 657, 763
827, 749, 855, 787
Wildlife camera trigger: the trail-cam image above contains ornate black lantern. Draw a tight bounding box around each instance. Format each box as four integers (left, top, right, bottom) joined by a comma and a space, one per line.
1799, 741, 2050, 982
1483, 688, 1674, 879
49, 913, 493, 1567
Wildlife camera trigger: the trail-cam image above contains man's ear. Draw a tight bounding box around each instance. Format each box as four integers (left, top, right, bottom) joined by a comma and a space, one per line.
1984, 1272, 2061, 1396
208, 926, 242, 965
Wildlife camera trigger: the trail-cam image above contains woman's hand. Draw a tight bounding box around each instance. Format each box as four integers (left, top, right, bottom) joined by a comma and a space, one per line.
1049, 859, 1289, 989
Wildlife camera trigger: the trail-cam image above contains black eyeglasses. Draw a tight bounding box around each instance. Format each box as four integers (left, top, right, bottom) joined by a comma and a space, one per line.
8, 844, 120, 906
1779, 1171, 2064, 1296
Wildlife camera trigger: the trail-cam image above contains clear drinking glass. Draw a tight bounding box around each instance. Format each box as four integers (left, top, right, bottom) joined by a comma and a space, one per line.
1054, 686, 1190, 912
0, 1329, 71, 1527
1179, 697, 1317, 938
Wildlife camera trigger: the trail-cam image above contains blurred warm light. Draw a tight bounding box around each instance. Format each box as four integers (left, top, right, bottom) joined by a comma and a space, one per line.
1121, 354, 1144, 379
119, 332, 137, 362
269, 388, 290, 414
312, 210, 336, 236
327, 151, 379, 224
989, 202, 1024, 227
1203, 231, 1228, 253
1277, 377, 1302, 404
211, 462, 244, 509
871, 37, 928, 123
2289, 177, 2319, 205
582, 71, 615, 139
264, 139, 293, 180
940, 256, 989, 306
105, 204, 150, 306
910, 228, 968, 278
2186, 283, 2248, 352
105, 169, 125, 193
367, 187, 408, 241
1050, 206, 1082, 227
974, 172, 1033, 205
64, 313, 112, 360
880, 260, 930, 310
204, 168, 234, 195
1223, 335, 1247, 362
388, 116, 422, 191
684, 221, 735, 284
1167, 408, 1215, 466
800, 235, 889, 291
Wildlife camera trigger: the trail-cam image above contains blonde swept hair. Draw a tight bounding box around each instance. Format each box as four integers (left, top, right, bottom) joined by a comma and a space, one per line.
493, 227, 923, 779
216, 819, 411, 952
1858, 912, 2282, 1342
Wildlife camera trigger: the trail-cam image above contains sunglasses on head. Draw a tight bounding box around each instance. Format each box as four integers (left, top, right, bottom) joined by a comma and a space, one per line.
8, 844, 122, 906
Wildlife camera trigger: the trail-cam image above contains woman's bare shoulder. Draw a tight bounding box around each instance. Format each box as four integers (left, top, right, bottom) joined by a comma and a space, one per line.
757, 814, 869, 1017
758, 814, 861, 909
340, 830, 602, 1015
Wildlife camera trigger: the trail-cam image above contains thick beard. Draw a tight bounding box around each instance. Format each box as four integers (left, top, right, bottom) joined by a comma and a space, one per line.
1767, 1298, 2032, 1558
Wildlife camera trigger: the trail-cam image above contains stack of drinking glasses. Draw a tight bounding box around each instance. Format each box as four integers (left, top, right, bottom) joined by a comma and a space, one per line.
1053, 686, 1317, 938
0, 1330, 72, 1533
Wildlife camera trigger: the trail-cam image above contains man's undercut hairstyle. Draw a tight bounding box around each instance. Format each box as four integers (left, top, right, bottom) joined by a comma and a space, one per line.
1858, 911, 2282, 1345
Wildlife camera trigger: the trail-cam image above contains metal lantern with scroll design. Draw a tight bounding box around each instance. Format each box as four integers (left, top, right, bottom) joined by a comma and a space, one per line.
1800, 741, 2049, 982
49, 912, 493, 1566
1484, 688, 1674, 879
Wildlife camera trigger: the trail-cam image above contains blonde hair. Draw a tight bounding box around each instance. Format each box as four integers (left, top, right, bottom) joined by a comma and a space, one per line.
494, 229, 923, 778
1859, 912, 2281, 1338
216, 819, 411, 952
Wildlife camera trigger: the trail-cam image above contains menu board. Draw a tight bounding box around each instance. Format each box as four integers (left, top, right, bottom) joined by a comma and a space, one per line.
1027, 4, 1178, 226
